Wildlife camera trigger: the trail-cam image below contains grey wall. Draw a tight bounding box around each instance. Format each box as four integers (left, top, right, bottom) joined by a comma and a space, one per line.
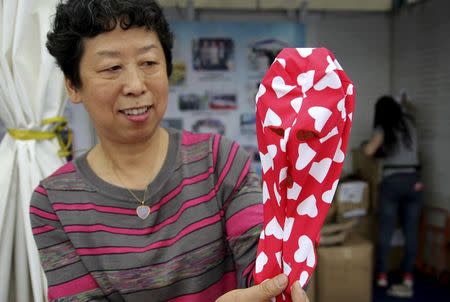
306, 12, 392, 172
392, 0, 450, 211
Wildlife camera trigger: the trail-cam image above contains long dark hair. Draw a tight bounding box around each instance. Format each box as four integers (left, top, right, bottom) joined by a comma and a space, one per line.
373, 95, 413, 155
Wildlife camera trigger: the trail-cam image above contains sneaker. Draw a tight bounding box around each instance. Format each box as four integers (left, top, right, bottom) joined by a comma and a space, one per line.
376, 273, 388, 287
387, 283, 414, 298
403, 273, 414, 287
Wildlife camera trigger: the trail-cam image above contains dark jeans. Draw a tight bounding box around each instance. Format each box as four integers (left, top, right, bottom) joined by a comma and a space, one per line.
377, 172, 423, 273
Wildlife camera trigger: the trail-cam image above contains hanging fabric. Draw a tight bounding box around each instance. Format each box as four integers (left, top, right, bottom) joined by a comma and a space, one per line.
0, 1, 67, 301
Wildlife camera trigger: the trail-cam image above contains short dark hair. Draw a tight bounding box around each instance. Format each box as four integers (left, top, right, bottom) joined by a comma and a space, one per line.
47, 0, 174, 88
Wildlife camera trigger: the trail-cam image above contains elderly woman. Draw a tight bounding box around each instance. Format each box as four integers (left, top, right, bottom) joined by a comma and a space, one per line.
29, 0, 308, 301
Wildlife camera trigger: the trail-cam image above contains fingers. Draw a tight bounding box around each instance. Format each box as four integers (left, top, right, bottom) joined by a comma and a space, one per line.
291, 281, 310, 302
240, 274, 288, 301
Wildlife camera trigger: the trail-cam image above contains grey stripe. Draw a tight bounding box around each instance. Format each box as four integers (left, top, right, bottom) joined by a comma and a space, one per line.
80, 222, 225, 270
46, 260, 88, 286
65, 201, 221, 248
121, 257, 235, 302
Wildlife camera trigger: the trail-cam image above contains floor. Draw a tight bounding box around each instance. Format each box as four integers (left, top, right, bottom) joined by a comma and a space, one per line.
372, 272, 450, 302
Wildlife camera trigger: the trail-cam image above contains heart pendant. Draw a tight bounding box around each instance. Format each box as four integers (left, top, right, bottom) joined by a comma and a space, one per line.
136, 205, 150, 219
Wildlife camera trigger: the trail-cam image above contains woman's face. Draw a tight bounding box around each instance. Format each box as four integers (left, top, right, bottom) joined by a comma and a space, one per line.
66, 26, 169, 145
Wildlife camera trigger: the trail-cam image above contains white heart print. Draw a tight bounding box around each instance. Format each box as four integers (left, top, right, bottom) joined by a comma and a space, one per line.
294, 235, 316, 268
272, 76, 296, 99
325, 56, 337, 73
296, 143, 316, 170
297, 195, 318, 218
273, 183, 281, 206
314, 71, 342, 90
263, 108, 282, 128
265, 217, 284, 239
291, 97, 303, 114
279, 167, 288, 183
287, 182, 302, 200
337, 97, 347, 120
334, 59, 343, 70
308, 106, 332, 132
255, 84, 266, 105
296, 48, 314, 58
347, 84, 354, 95
309, 158, 332, 183
262, 181, 270, 204
280, 127, 291, 152
274, 58, 286, 69
320, 127, 339, 144
297, 70, 315, 95
283, 260, 292, 276
299, 271, 309, 287
283, 217, 295, 242
260, 145, 277, 173
275, 252, 282, 268
260, 229, 265, 239
333, 139, 345, 163
256, 251, 268, 273
322, 179, 339, 203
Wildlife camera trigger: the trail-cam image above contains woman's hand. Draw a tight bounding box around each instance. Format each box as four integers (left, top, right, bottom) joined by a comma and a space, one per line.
216, 274, 309, 302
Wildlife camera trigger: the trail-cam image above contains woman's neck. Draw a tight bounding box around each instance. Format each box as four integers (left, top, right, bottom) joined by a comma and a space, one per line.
87, 127, 169, 189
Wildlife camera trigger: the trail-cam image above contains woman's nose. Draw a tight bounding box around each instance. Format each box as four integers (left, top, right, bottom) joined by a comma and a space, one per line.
122, 67, 146, 96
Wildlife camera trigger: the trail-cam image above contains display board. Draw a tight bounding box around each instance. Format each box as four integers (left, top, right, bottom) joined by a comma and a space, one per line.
164, 21, 305, 175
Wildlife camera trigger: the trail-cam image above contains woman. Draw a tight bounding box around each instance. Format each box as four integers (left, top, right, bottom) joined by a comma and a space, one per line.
29, 0, 308, 301
364, 95, 423, 297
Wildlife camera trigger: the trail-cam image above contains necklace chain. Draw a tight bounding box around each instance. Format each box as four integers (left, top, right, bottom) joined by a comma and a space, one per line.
111, 164, 148, 206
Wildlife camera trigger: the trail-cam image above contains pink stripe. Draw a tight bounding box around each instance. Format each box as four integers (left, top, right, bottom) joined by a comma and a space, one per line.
52, 167, 214, 217
77, 214, 221, 255
212, 134, 220, 168
151, 167, 213, 212
48, 274, 98, 300
53, 203, 136, 215
182, 131, 211, 145
35, 186, 48, 196
65, 189, 216, 235
33, 225, 56, 235
223, 159, 251, 210
168, 271, 236, 302
226, 204, 263, 238
215, 143, 239, 190
51, 162, 75, 176
30, 207, 58, 221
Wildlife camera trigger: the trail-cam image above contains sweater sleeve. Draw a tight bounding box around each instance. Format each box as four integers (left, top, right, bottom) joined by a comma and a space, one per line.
30, 185, 107, 302
213, 135, 263, 288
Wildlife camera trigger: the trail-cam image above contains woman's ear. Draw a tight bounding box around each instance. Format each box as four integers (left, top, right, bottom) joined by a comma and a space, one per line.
65, 77, 82, 104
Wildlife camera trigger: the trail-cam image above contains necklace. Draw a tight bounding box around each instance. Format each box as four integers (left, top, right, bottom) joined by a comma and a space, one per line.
111, 165, 151, 220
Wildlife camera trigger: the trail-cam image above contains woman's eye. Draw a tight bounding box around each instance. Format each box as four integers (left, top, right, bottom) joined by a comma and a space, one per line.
143, 61, 157, 67
104, 65, 121, 72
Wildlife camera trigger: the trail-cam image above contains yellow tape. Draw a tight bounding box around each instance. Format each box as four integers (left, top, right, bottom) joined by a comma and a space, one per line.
7, 116, 73, 157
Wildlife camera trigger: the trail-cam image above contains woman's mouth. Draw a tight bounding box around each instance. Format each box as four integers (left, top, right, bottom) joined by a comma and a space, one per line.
120, 106, 151, 116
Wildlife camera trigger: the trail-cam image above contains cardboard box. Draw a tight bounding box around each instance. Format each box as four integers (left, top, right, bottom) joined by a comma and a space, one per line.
335, 181, 370, 220
316, 235, 374, 302
351, 148, 381, 211
336, 214, 378, 242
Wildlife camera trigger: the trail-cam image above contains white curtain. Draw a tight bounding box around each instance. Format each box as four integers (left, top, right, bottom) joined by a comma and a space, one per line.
0, 0, 66, 301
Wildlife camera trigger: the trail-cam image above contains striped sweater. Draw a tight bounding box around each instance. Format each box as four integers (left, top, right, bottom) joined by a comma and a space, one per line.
30, 129, 263, 302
